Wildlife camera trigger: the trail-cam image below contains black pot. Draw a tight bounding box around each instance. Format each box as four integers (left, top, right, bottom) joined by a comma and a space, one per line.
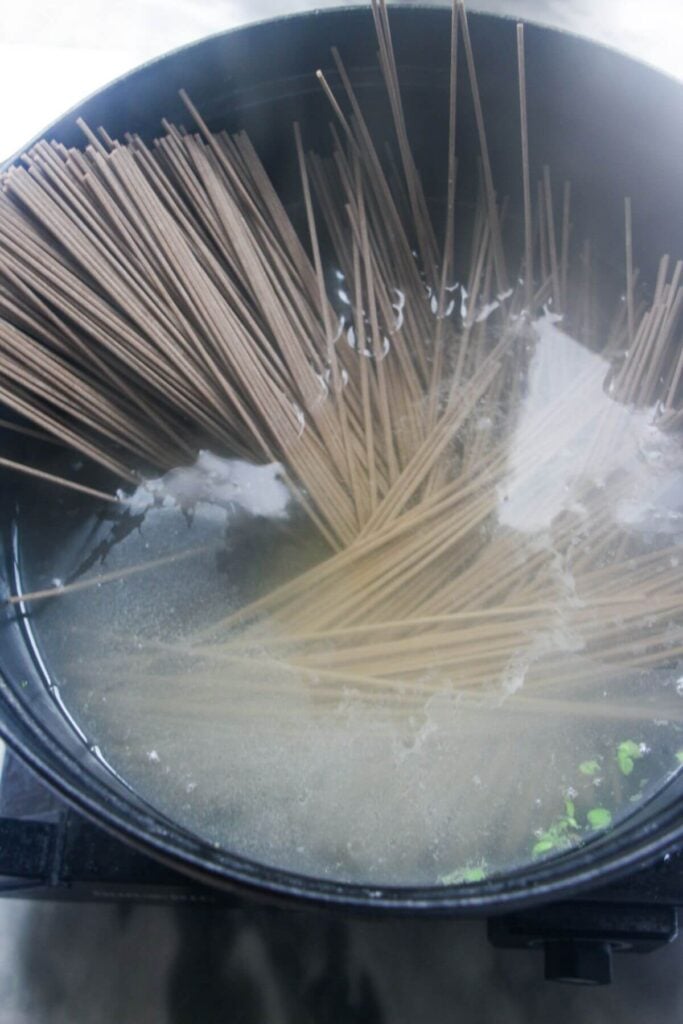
1, 5, 682, 914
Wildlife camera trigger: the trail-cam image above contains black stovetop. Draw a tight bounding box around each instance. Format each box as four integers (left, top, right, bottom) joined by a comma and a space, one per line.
1, 748, 682, 993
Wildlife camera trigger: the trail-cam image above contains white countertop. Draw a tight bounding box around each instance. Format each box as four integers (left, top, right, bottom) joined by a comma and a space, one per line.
0, 0, 681, 161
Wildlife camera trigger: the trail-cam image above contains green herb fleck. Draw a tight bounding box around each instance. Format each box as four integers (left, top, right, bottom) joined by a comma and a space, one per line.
619, 741, 642, 757
439, 862, 487, 885
531, 816, 580, 859
461, 866, 487, 883
676, 751, 683, 765
617, 739, 644, 776
20, 679, 29, 689
579, 759, 600, 776
532, 838, 557, 858
587, 807, 612, 830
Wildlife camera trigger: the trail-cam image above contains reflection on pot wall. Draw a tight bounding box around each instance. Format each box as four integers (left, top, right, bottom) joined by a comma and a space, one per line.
0, 0, 680, 162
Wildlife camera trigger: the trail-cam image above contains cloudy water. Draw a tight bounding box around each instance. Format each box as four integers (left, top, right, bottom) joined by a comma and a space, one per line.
15, 315, 683, 887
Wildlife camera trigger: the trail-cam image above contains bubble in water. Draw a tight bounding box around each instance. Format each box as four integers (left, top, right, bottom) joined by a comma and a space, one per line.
333, 315, 346, 343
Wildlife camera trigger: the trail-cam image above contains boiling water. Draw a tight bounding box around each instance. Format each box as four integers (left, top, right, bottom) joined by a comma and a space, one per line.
17, 315, 683, 887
